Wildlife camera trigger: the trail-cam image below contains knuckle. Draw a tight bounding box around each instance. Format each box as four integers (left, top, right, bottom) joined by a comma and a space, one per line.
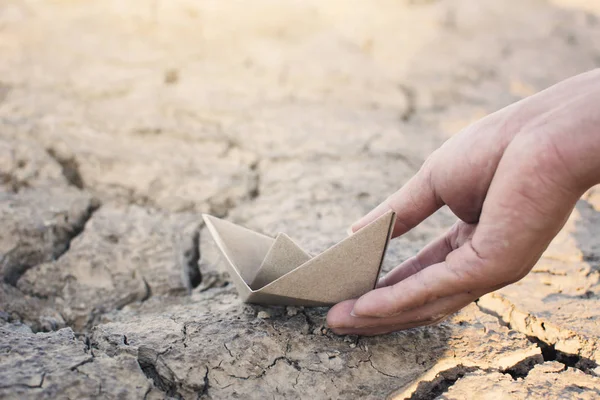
421, 149, 439, 172
449, 221, 477, 249
446, 240, 488, 285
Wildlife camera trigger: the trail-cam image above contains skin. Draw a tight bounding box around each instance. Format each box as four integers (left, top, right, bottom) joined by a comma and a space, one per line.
327, 68, 600, 336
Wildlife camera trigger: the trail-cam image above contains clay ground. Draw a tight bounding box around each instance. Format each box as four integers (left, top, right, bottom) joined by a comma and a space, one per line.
1, 0, 600, 399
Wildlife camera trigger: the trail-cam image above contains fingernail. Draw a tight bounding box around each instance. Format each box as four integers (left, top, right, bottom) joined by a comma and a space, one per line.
350, 299, 362, 317
346, 226, 354, 236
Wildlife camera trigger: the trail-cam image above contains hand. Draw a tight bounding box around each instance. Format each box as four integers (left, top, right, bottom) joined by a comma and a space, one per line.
327, 69, 600, 335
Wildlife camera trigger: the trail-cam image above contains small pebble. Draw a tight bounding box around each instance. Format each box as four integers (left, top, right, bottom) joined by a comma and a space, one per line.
287, 307, 299, 316
257, 311, 271, 319
164, 68, 179, 84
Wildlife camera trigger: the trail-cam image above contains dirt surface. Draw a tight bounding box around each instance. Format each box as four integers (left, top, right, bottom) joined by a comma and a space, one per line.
1, 0, 599, 399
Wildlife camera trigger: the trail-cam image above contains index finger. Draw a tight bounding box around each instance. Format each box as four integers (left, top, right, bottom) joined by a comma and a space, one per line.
350, 164, 443, 238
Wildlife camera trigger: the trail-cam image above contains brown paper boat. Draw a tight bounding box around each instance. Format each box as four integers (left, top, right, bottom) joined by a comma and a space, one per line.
202, 210, 395, 306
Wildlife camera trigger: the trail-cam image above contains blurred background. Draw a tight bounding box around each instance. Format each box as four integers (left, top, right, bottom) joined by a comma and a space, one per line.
1, 0, 599, 261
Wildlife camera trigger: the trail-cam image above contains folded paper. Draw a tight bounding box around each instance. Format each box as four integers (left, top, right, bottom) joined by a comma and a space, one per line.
202, 210, 396, 306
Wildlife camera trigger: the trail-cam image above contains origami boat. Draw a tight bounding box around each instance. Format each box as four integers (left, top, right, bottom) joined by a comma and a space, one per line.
202, 210, 395, 306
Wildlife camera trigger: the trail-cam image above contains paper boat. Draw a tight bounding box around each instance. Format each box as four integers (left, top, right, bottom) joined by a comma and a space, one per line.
202, 210, 396, 306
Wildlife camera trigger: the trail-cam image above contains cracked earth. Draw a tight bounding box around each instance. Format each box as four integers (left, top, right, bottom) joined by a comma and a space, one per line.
1, 0, 600, 399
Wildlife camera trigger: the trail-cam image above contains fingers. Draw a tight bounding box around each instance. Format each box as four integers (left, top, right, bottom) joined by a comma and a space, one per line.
377, 222, 476, 288
352, 239, 493, 318
327, 292, 479, 336
350, 165, 443, 238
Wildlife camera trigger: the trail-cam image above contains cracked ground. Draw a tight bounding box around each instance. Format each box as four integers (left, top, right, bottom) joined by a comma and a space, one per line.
1, 0, 600, 399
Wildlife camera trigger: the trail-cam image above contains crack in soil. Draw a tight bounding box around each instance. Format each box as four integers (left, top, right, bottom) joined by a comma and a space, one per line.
46, 148, 85, 189
0, 373, 45, 390
2, 200, 101, 286
475, 300, 599, 376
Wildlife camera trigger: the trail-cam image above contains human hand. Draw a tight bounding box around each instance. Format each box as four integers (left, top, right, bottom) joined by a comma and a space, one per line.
327, 69, 600, 335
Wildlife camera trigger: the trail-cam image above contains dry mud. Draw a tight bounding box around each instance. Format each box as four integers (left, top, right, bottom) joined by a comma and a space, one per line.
1, 0, 600, 398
